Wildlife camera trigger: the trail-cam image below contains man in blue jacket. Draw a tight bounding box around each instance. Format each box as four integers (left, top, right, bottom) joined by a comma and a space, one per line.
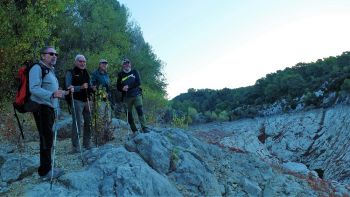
91, 59, 111, 102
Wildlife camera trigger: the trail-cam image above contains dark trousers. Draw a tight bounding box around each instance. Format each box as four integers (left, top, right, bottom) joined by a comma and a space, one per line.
33, 105, 55, 176
125, 95, 147, 132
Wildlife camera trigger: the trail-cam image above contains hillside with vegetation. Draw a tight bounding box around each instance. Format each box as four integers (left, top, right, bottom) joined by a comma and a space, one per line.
1, 1, 350, 196
170, 51, 350, 124
0, 0, 167, 121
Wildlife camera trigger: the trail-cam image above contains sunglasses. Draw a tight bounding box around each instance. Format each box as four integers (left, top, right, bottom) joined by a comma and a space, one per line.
43, 52, 59, 57
79, 60, 86, 63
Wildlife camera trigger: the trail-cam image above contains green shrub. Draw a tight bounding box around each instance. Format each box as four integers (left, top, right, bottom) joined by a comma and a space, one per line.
92, 88, 115, 145
171, 113, 188, 128
218, 110, 229, 121
302, 91, 320, 106
341, 79, 350, 92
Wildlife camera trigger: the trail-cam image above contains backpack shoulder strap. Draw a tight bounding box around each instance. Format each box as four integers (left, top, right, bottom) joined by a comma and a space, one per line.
30, 62, 50, 80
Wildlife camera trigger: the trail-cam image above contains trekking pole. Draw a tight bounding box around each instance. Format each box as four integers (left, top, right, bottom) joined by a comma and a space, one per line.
93, 91, 98, 146
71, 93, 85, 166
13, 105, 26, 187
125, 90, 129, 125
85, 89, 96, 147
124, 90, 133, 139
50, 108, 59, 190
13, 105, 25, 140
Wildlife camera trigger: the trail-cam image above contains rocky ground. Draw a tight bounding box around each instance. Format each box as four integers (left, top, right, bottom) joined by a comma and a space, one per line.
1, 105, 350, 196
0, 118, 131, 196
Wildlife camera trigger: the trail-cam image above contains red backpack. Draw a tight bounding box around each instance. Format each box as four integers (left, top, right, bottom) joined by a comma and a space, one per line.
13, 61, 49, 139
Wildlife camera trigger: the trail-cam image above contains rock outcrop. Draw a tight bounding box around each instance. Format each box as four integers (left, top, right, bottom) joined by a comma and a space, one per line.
1, 104, 350, 196
192, 104, 350, 196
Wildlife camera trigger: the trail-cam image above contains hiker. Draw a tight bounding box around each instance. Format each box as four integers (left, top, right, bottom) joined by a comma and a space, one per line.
30, 46, 71, 179
91, 59, 115, 143
91, 59, 111, 102
117, 58, 149, 135
91, 59, 115, 114
65, 54, 95, 153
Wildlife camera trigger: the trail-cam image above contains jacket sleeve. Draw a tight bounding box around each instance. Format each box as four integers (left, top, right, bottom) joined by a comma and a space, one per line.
116, 72, 123, 92
91, 70, 97, 86
29, 64, 52, 100
129, 70, 141, 89
87, 71, 95, 94
65, 70, 82, 92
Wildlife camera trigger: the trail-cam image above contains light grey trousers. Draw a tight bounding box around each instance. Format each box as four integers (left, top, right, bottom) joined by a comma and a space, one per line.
71, 99, 92, 148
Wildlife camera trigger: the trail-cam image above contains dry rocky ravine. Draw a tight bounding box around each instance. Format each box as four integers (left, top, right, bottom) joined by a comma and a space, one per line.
1, 105, 350, 196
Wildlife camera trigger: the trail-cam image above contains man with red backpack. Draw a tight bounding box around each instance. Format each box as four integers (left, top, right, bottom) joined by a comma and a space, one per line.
29, 46, 72, 180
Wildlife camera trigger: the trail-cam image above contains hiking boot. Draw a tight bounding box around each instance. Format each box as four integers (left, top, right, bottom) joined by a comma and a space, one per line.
41, 168, 64, 181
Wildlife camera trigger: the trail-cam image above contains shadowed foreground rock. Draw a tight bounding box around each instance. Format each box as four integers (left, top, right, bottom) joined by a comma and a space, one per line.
26, 146, 181, 196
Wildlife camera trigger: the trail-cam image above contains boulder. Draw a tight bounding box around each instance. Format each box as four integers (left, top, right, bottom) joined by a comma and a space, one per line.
168, 151, 221, 196
125, 132, 172, 174
26, 146, 181, 196
282, 162, 309, 175
1, 154, 39, 183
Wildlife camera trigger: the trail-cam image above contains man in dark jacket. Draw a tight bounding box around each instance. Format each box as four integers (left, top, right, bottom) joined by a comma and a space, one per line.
117, 58, 148, 134
65, 54, 95, 152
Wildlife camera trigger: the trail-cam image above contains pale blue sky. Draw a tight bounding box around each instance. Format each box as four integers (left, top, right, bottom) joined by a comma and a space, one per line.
118, 0, 350, 99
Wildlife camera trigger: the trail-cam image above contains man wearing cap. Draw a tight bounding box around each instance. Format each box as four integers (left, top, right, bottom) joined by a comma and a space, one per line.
117, 58, 149, 134
91, 59, 111, 100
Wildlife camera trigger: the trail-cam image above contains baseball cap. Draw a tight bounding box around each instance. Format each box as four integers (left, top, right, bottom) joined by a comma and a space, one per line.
122, 58, 130, 65
99, 59, 108, 64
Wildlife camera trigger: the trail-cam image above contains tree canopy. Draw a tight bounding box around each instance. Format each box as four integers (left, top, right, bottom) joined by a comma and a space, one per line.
171, 51, 350, 123
0, 0, 167, 117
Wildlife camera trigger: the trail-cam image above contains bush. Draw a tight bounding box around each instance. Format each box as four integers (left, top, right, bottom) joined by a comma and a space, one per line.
92, 88, 115, 145
142, 85, 167, 124
218, 110, 229, 121
0, 101, 38, 142
171, 113, 188, 128
341, 79, 350, 92
230, 105, 258, 120
302, 91, 321, 106
187, 107, 198, 124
